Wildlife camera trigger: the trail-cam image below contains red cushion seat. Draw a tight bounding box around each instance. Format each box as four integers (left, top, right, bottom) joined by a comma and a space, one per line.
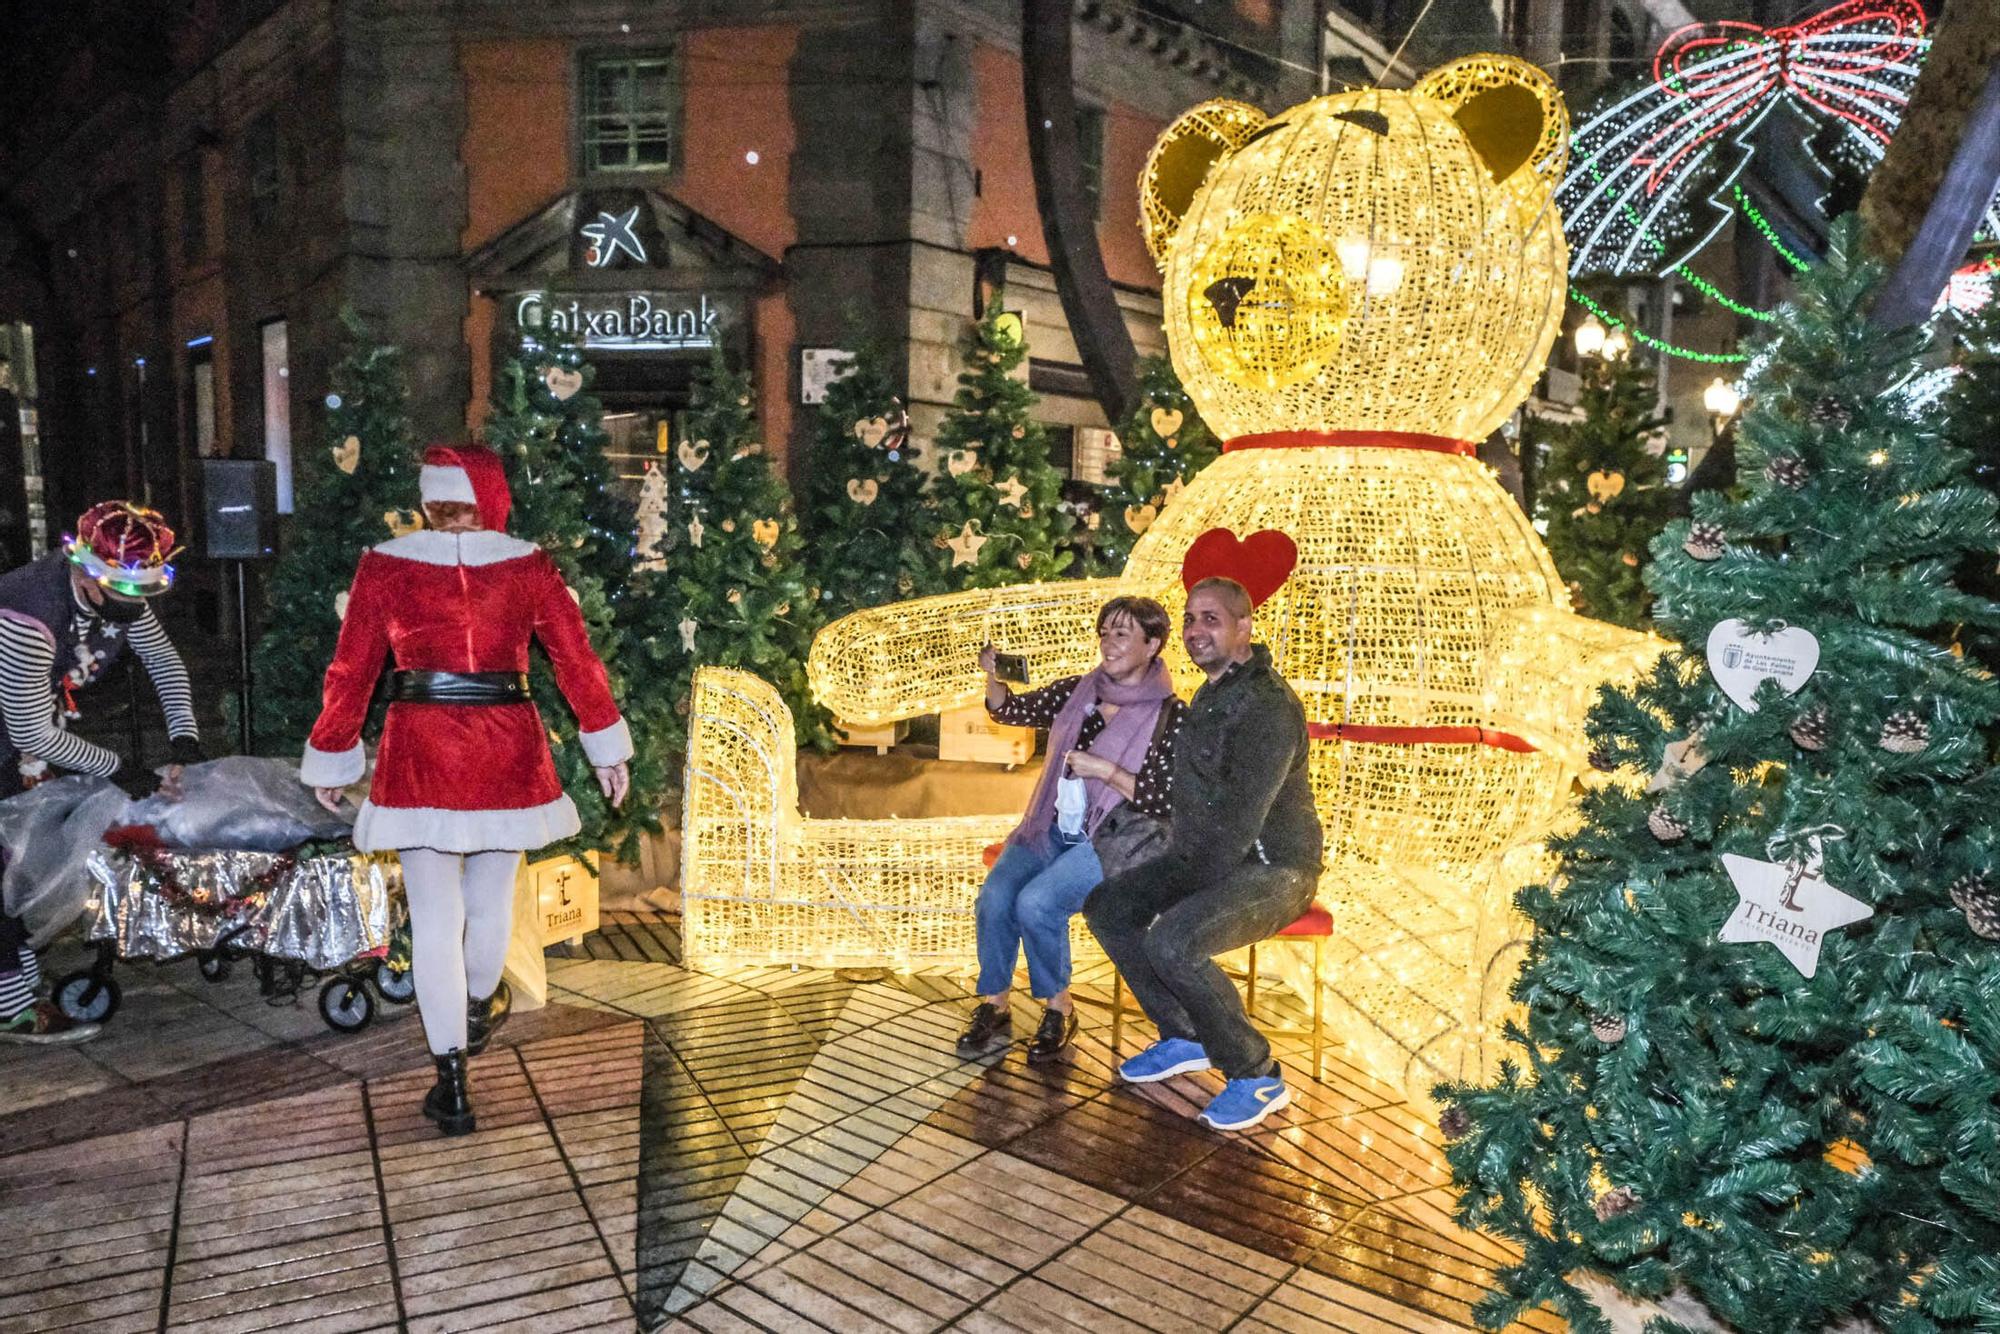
1274, 903, 1332, 938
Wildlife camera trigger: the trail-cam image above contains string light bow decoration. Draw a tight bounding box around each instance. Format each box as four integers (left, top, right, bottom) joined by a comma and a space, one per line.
1561, 0, 1999, 277
685, 55, 1661, 1099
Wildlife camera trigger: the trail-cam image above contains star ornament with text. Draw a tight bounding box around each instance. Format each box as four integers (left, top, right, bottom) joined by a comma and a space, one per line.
1718, 852, 1873, 979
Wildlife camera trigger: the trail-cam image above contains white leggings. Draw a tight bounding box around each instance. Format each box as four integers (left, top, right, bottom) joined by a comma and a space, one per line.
399, 848, 523, 1056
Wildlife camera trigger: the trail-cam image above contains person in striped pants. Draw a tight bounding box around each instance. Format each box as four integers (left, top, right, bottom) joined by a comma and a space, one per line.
0, 502, 204, 1044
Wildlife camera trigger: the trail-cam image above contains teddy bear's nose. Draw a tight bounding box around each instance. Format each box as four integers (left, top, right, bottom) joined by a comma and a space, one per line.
1204, 276, 1257, 329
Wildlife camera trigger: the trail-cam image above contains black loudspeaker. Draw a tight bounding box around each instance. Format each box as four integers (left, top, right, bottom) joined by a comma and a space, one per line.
202, 458, 278, 560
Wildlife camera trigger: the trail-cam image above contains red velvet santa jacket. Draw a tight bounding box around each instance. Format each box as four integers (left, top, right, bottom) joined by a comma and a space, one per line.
300, 530, 633, 854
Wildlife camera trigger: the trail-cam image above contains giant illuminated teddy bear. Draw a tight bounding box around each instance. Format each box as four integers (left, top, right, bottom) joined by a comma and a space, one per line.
681, 55, 1658, 1095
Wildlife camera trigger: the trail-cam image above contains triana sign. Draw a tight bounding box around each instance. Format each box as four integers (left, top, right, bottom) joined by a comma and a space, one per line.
514, 292, 731, 352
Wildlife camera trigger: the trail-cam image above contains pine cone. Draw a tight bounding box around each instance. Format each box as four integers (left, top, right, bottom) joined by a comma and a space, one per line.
1439, 1104, 1472, 1139
1588, 745, 1617, 773
1589, 1013, 1628, 1044
1594, 1185, 1641, 1222
1878, 710, 1930, 754
1647, 805, 1687, 842
1788, 703, 1830, 752
1683, 521, 1726, 561
1765, 455, 1810, 489
1809, 397, 1852, 429
1950, 873, 2000, 941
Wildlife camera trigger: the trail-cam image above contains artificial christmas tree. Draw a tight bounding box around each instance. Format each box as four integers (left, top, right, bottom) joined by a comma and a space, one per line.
1439, 221, 2000, 1333
800, 341, 939, 618
930, 299, 1073, 588
250, 314, 422, 752
482, 327, 671, 860
659, 353, 828, 748
1945, 299, 2000, 676
1535, 351, 1673, 628
1091, 354, 1220, 574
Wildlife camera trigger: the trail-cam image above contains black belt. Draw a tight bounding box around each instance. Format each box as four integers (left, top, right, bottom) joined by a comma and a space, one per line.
387, 670, 531, 705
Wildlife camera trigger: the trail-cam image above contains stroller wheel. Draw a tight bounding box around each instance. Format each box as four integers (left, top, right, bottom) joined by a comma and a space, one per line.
318, 976, 374, 1032
55, 972, 121, 1024
373, 960, 416, 1005
197, 952, 233, 983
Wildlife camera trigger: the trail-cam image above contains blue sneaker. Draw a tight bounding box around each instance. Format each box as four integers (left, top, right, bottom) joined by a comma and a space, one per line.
1198, 1074, 1292, 1130
1117, 1037, 1211, 1083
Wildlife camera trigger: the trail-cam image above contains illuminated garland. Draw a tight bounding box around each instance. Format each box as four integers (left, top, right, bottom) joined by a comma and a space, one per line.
1577, 161, 1777, 328
1732, 185, 1813, 273
1569, 289, 1749, 364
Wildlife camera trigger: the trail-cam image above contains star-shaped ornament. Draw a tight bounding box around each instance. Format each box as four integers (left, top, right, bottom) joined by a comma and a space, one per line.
995, 476, 1029, 510
943, 521, 987, 568
1718, 848, 1872, 979
1160, 476, 1187, 507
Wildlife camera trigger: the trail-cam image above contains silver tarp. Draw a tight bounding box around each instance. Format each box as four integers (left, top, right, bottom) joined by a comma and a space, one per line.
86, 849, 399, 970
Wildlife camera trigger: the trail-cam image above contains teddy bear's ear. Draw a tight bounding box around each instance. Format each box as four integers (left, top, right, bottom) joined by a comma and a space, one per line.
1140, 100, 1268, 269
1413, 55, 1568, 186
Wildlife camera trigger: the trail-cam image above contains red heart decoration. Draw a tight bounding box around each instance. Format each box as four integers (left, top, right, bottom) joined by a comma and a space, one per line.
1180, 528, 1298, 607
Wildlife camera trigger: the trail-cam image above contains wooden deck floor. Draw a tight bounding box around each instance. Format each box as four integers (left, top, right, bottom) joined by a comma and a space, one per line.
0, 913, 1560, 1333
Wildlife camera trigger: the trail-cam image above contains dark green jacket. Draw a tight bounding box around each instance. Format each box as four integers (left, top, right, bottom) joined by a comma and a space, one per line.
1168, 644, 1323, 879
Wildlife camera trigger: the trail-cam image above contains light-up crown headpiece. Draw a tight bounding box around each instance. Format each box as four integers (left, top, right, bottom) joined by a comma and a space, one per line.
64, 501, 181, 597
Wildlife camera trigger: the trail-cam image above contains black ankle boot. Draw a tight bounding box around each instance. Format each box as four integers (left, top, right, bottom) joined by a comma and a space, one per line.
467, 980, 512, 1057
422, 1049, 475, 1137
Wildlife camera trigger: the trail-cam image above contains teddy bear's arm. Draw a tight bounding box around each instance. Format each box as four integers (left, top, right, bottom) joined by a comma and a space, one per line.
1480, 606, 1664, 768
808, 579, 1130, 725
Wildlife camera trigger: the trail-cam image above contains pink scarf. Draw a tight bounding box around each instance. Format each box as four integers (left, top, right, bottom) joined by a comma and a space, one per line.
1008, 658, 1176, 854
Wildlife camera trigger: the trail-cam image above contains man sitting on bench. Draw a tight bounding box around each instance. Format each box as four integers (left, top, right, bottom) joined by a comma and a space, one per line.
1083, 576, 1322, 1131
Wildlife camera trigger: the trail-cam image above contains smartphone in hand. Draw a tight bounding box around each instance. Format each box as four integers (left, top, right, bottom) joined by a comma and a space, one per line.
992, 651, 1030, 685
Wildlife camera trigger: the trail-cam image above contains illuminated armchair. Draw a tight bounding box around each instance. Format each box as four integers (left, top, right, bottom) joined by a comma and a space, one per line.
680, 668, 1016, 971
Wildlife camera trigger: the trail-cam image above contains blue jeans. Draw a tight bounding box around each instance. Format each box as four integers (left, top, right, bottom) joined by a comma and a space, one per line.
975, 838, 1104, 998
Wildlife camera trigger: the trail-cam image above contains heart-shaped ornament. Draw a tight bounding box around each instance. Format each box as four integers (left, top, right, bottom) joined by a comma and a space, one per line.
846, 478, 879, 505
334, 590, 350, 621
678, 439, 709, 471
1124, 503, 1157, 534
332, 435, 360, 475
383, 508, 424, 538
1180, 528, 1299, 608
946, 449, 978, 477
1150, 407, 1184, 438
542, 366, 584, 401
1706, 619, 1819, 712
1586, 470, 1626, 502
854, 417, 888, 447
752, 518, 780, 548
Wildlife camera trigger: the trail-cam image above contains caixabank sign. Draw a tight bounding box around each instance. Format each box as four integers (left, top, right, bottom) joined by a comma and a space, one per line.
513, 290, 736, 352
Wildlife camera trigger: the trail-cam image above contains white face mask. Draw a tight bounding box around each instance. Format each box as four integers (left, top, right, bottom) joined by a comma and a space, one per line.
1055, 773, 1089, 837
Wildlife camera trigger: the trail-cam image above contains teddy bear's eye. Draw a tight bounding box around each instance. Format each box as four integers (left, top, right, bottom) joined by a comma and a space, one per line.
1332, 110, 1389, 136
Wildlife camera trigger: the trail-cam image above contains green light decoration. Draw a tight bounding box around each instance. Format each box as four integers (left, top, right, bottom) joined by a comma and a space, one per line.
1568, 289, 1750, 364
1579, 162, 1777, 329
1731, 184, 1813, 273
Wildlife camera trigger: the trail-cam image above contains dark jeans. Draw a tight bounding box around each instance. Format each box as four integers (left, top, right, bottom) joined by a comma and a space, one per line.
1084, 856, 1317, 1080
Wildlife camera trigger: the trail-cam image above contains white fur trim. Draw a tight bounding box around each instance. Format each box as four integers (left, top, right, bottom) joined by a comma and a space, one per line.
355, 793, 581, 854
299, 742, 365, 787
374, 530, 538, 567
419, 465, 476, 506
579, 717, 633, 767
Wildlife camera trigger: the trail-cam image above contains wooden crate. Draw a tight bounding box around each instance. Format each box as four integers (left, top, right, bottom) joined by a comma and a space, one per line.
526, 854, 600, 948
937, 703, 1035, 767
834, 716, 909, 755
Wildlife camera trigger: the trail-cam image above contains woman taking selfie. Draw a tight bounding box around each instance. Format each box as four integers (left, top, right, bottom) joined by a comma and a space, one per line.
956, 596, 1182, 1065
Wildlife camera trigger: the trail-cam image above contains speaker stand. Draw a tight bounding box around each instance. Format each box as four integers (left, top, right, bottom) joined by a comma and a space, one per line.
233, 561, 254, 756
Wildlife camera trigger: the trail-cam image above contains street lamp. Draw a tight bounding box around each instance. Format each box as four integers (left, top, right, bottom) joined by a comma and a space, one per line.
1703, 376, 1741, 423
1573, 315, 1606, 359
1600, 326, 1631, 361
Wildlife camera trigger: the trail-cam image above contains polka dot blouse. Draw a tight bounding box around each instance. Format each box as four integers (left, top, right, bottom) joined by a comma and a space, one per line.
989, 675, 1185, 820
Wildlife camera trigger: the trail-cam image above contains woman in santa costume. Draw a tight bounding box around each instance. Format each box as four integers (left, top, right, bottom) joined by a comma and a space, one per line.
301, 444, 631, 1136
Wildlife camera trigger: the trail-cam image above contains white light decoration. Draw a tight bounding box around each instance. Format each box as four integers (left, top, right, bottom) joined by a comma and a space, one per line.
1573, 314, 1608, 358
1703, 375, 1742, 418
1601, 326, 1632, 361
686, 55, 1663, 1100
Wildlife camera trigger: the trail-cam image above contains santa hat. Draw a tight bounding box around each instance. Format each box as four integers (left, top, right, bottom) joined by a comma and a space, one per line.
420, 444, 512, 532
65, 501, 180, 596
